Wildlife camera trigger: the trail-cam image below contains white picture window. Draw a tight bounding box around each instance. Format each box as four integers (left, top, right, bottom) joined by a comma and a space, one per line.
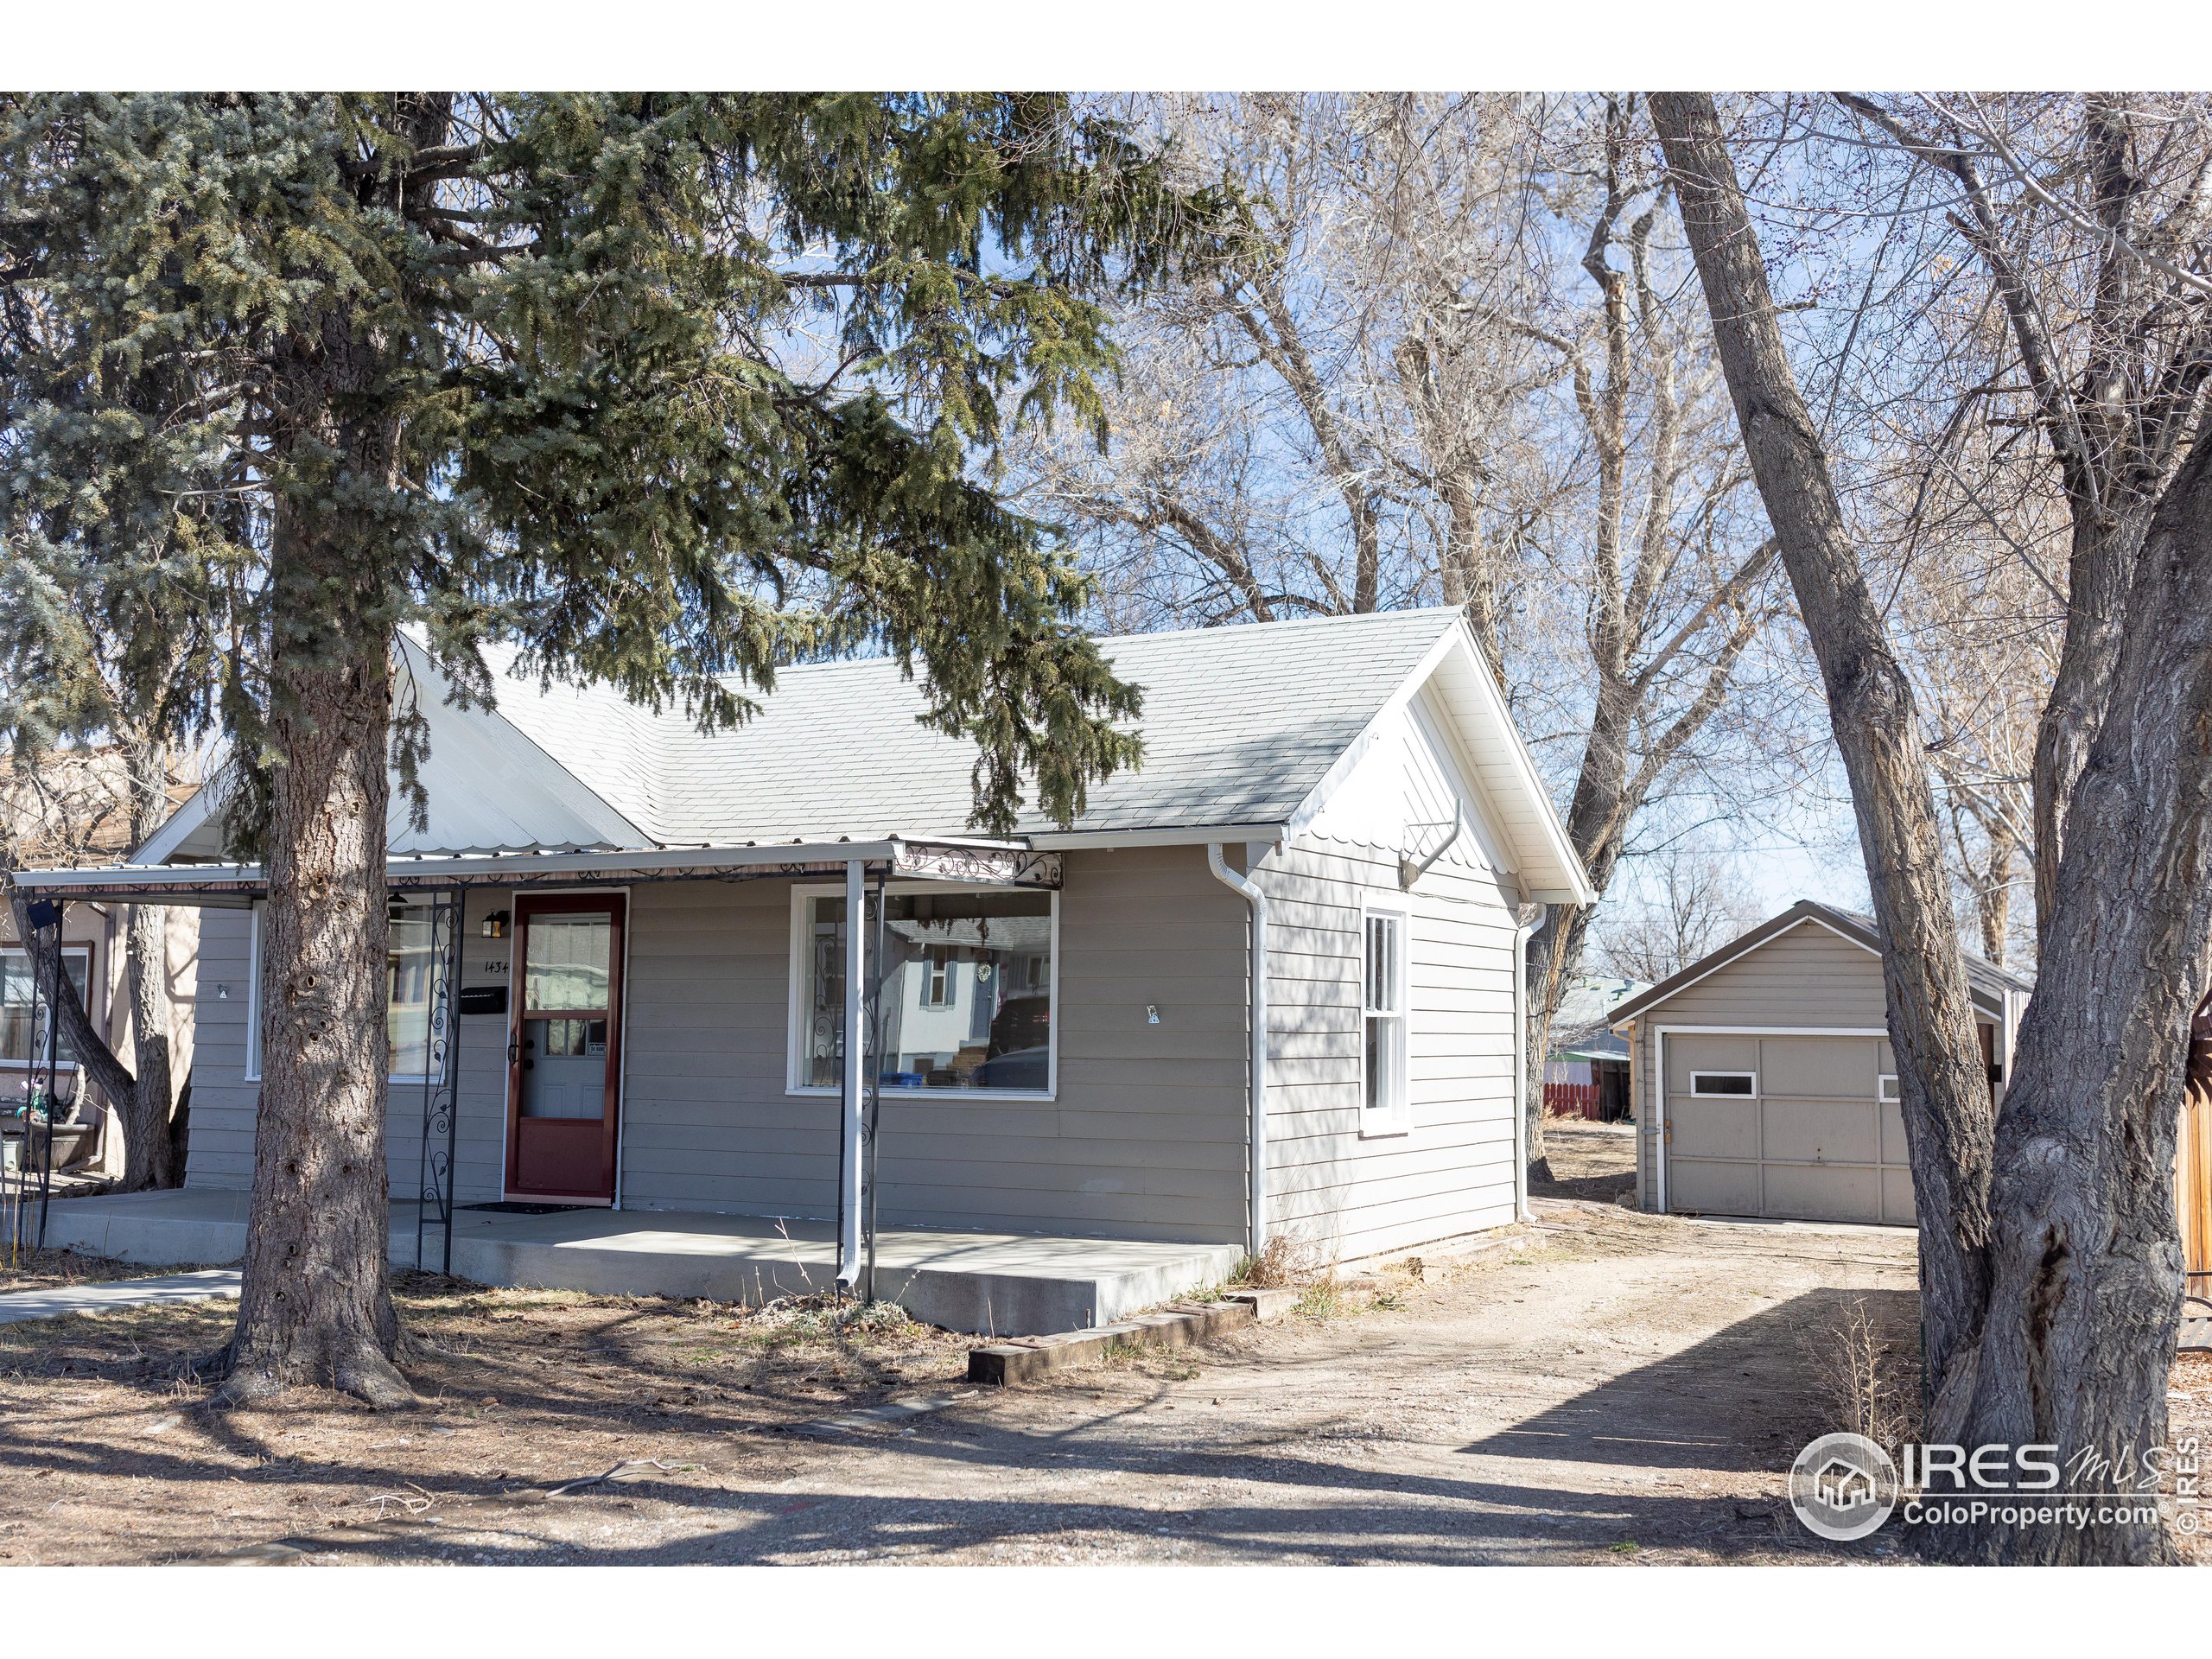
1361, 908, 1409, 1135
1690, 1071, 1757, 1097
790, 884, 1056, 1096
1878, 1073, 1902, 1103
1, 943, 92, 1069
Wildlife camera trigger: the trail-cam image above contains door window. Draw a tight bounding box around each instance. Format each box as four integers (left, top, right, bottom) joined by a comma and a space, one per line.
518, 911, 613, 1122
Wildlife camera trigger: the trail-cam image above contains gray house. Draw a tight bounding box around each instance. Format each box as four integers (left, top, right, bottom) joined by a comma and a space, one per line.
25, 607, 1590, 1319
1609, 899, 2032, 1226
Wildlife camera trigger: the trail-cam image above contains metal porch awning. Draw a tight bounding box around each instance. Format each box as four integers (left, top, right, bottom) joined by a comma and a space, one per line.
12, 836, 1064, 907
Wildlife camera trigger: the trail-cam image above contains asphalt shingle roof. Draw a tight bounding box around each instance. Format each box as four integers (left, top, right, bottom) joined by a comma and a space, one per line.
480, 607, 1463, 846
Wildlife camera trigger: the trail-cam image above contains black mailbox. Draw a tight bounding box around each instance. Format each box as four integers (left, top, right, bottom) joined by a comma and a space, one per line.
458, 985, 509, 1016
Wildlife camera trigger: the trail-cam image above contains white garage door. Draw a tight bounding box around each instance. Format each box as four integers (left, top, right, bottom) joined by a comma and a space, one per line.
1663, 1033, 1913, 1225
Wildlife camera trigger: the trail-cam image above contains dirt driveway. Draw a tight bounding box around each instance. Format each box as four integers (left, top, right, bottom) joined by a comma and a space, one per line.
3, 1199, 1961, 1565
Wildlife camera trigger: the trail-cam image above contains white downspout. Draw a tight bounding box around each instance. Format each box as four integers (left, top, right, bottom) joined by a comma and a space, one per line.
837, 856, 864, 1288
1208, 843, 1269, 1260
1511, 898, 1548, 1224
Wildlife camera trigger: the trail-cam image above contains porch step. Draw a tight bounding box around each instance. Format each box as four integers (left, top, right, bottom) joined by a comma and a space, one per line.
968, 1297, 1258, 1385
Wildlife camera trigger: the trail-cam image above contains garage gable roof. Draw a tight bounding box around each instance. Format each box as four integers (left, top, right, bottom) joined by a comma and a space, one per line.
1607, 898, 2033, 1027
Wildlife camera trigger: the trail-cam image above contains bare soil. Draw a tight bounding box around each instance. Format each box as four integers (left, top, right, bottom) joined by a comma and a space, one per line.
1529, 1118, 1637, 1205
3, 1192, 2204, 1564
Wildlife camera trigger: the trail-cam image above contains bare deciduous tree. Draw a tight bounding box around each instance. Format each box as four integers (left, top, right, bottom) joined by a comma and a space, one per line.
1021, 93, 1789, 1181
1658, 88, 2212, 1566
1591, 843, 1764, 983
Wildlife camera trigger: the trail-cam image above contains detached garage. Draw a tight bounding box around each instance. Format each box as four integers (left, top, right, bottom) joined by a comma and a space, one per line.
1611, 899, 2032, 1226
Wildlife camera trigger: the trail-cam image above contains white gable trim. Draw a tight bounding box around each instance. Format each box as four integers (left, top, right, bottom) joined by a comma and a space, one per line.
1285, 620, 1593, 904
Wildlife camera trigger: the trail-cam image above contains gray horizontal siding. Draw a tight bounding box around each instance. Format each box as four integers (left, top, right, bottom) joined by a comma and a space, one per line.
181, 836, 1523, 1261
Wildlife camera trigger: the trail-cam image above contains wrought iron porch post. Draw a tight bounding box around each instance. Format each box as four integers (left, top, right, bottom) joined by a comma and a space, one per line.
414, 888, 463, 1275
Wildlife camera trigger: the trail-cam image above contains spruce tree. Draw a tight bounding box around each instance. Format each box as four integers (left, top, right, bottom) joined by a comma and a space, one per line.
0, 93, 1202, 1402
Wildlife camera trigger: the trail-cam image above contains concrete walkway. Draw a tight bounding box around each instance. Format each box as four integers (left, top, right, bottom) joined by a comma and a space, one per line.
0, 1268, 241, 1325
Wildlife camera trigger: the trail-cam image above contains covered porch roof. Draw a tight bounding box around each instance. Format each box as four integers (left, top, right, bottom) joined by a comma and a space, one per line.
13, 836, 1064, 908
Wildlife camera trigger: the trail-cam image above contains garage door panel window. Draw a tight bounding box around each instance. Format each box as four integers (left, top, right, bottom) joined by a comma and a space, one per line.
1689, 1071, 1756, 1097
1361, 908, 1409, 1136
1878, 1073, 1901, 1102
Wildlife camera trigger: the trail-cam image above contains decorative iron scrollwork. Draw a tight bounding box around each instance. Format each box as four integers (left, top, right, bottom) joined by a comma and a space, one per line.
413, 889, 463, 1275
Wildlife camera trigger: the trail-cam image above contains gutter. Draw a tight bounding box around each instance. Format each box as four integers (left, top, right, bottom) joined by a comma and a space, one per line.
1511, 897, 1549, 1224
1206, 843, 1270, 1260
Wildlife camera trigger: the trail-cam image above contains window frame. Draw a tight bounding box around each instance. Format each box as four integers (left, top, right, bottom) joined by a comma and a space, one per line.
1357, 902, 1412, 1138
1689, 1070, 1758, 1098
785, 880, 1060, 1102
245, 898, 449, 1086
0, 938, 95, 1072
1878, 1072, 1901, 1103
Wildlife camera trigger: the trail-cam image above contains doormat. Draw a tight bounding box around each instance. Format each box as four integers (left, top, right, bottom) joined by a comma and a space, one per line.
462, 1201, 584, 1216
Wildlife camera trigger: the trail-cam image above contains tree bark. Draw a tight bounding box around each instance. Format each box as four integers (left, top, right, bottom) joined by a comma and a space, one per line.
1929, 424, 2212, 1564
214, 324, 410, 1408
1652, 92, 1997, 1417
119, 734, 178, 1189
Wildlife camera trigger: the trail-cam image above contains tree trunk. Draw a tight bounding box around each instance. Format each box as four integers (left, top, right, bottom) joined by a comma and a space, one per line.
1928, 424, 2212, 1565
118, 733, 178, 1190
1652, 92, 1997, 1415
2029, 510, 2142, 950
118, 899, 176, 1188
214, 328, 410, 1408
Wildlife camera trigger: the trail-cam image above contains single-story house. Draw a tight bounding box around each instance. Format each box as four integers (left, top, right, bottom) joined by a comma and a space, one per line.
1607, 899, 2032, 1225
1541, 975, 1647, 1122
24, 607, 1592, 1306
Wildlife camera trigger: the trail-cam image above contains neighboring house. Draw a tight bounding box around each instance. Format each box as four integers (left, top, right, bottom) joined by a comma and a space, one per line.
27, 608, 1592, 1271
1608, 899, 2031, 1226
3, 751, 200, 1179
1542, 975, 1648, 1123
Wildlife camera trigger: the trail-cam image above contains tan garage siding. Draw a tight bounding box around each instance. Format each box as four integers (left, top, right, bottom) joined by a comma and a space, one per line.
1260, 835, 1519, 1263
1632, 917, 1888, 1210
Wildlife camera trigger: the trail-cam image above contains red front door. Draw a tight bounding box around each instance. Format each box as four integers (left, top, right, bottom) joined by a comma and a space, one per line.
505, 894, 626, 1203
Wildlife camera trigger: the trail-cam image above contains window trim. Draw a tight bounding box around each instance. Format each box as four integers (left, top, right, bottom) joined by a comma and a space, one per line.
1357, 902, 1412, 1139
1878, 1072, 1901, 1103
0, 938, 95, 1072
244, 899, 449, 1087
785, 880, 1059, 1102
1689, 1070, 1758, 1098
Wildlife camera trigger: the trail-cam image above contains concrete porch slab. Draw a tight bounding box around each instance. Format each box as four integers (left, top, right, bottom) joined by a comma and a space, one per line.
35, 1188, 1242, 1337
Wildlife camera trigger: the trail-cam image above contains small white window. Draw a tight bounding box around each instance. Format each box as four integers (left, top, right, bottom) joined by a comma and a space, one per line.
1878, 1073, 1901, 1103
1690, 1071, 1757, 1097
919, 944, 954, 1009
1361, 909, 1409, 1135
